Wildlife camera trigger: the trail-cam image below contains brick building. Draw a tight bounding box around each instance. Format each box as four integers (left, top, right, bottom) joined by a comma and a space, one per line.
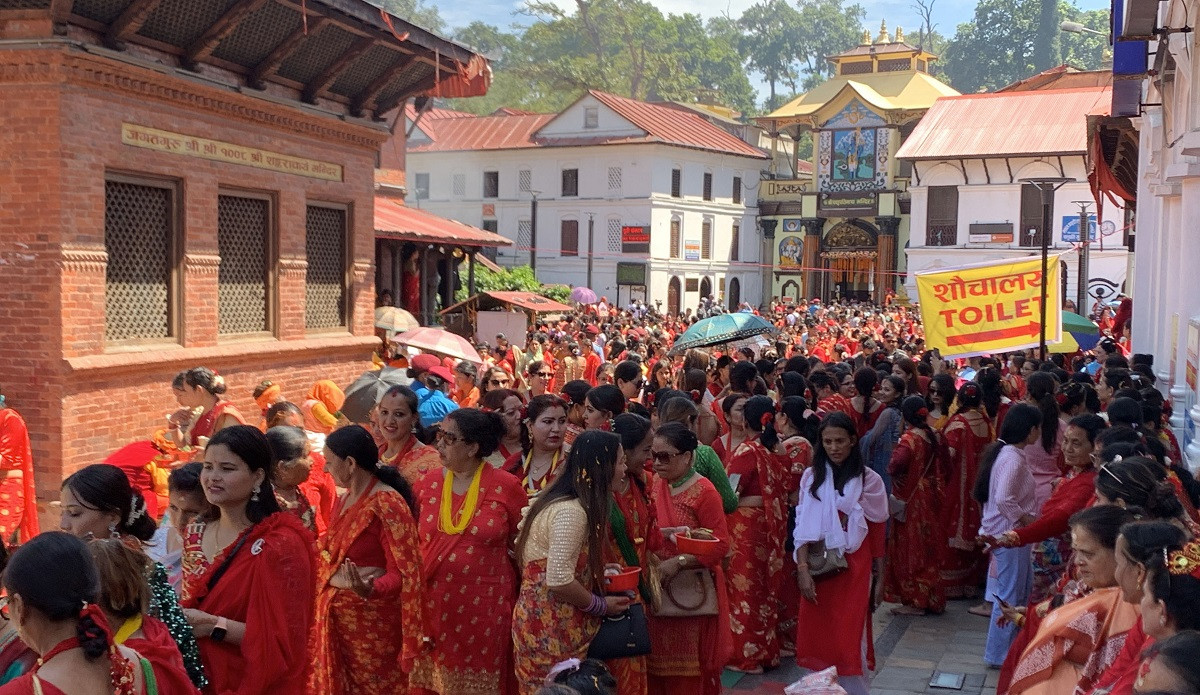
0, 0, 487, 509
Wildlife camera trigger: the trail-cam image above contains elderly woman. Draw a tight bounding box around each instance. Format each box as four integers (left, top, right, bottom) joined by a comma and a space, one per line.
310, 425, 423, 694
412, 409, 527, 695
376, 385, 442, 484
512, 430, 630, 693
647, 422, 732, 695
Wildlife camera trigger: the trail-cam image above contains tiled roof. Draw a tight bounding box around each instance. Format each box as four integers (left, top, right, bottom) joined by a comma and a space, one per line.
998, 65, 1112, 92
406, 90, 768, 159
895, 86, 1111, 160
375, 198, 511, 247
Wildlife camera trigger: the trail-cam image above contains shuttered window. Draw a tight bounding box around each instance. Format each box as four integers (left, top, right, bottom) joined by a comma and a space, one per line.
731, 224, 740, 261
926, 186, 959, 246
1020, 184, 1044, 247
217, 193, 271, 336
671, 169, 681, 197
701, 221, 712, 259
561, 220, 579, 256
306, 204, 347, 329
670, 219, 681, 258
104, 177, 178, 343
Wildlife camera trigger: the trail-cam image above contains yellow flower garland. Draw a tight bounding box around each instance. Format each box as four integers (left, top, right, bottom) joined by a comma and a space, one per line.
439, 464, 484, 535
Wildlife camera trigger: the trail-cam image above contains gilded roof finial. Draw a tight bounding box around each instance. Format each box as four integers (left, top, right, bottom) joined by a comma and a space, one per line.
875, 20, 890, 44
895, 25, 904, 43
861, 29, 871, 45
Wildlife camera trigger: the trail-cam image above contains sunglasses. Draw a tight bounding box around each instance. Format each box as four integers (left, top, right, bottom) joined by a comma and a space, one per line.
650, 450, 681, 463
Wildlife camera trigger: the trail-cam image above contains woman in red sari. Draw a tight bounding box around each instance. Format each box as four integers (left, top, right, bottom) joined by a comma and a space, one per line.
413, 409, 527, 695
0, 533, 156, 695
793, 412, 889, 695
724, 396, 788, 673
883, 396, 947, 615
480, 389, 526, 468
504, 395, 568, 497
773, 394, 815, 655
648, 422, 732, 695
512, 430, 630, 694
168, 368, 247, 450
376, 385, 442, 484
310, 424, 424, 695
0, 394, 37, 543
181, 426, 315, 695
940, 381, 993, 598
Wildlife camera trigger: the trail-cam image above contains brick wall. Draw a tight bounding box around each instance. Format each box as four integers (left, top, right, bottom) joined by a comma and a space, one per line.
0, 45, 393, 503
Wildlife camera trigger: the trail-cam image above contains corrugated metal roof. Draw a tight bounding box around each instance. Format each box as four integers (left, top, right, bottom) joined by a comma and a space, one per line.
375, 198, 512, 247
895, 87, 1112, 160
483, 292, 573, 313
762, 71, 960, 120
408, 112, 556, 152
587, 90, 767, 158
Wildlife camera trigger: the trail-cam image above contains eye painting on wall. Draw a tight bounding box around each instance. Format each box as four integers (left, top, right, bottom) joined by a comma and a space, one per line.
831, 128, 876, 181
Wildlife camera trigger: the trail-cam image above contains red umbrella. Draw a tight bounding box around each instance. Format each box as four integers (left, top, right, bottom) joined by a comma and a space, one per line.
392, 327, 483, 364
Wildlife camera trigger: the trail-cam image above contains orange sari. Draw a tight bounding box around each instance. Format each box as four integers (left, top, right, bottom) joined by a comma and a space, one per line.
381, 436, 443, 485
309, 485, 425, 695
0, 408, 38, 543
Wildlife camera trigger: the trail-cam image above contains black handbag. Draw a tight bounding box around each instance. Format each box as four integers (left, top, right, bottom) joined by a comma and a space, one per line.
587, 603, 651, 660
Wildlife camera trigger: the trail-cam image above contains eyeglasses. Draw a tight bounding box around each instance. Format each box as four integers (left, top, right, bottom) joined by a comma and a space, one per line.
436, 430, 462, 445
650, 450, 681, 463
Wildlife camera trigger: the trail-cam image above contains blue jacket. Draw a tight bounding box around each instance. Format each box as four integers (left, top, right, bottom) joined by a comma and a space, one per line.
411, 381, 459, 428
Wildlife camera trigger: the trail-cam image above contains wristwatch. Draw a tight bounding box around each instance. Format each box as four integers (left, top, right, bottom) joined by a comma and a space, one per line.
211, 617, 228, 642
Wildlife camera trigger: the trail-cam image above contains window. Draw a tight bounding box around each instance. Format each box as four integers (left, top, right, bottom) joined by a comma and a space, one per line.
517, 220, 532, 259
413, 173, 429, 200
584, 107, 599, 129
671, 169, 681, 198
670, 219, 681, 258
608, 167, 622, 192
483, 171, 499, 199
926, 186, 959, 246
217, 193, 271, 335
702, 173, 713, 201
732, 176, 742, 204
518, 169, 531, 193
305, 204, 347, 329
1020, 184, 1044, 247
731, 223, 740, 261
561, 220, 579, 256
562, 168, 579, 197
103, 176, 178, 343
481, 220, 499, 261
701, 220, 712, 259
452, 173, 466, 197
607, 218, 622, 252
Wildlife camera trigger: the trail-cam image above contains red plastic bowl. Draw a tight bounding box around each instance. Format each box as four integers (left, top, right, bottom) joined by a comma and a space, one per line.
604, 567, 641, 592
674, 533, 721, 556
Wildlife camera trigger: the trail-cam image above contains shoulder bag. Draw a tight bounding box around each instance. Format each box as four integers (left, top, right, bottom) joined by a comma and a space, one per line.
805, 540, 848, 578
655, 568, 719, 617
587, 603, 651, 660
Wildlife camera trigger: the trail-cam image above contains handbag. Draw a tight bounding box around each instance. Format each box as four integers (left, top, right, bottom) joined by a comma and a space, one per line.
888, 494, 908, 522
805, 540, 848, 578
587, 603, 651, 660
655, 568, 719, 617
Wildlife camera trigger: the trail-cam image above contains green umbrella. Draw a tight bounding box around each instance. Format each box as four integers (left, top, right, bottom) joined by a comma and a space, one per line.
1061, 311, 1098, 335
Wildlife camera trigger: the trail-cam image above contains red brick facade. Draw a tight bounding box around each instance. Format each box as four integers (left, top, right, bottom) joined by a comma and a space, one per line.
0, 43, 390, 511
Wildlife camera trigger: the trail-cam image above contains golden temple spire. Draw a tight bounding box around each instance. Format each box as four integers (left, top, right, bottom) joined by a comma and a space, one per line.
875, 20, 890, 44
861, 29, 871, 45
894, 25, 904, 43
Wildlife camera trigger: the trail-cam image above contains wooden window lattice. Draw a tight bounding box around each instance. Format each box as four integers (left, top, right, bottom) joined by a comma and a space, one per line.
926, 186, 959, 246
671, 169, 681, 198
607, 219, 622, 252
702, 173, 713, 201
733, 176, 742, 204
841, 61, 872, 75
217, 194, 269, 335
878, 58, 912, 72
701, 221, 712, 259
104, 180, 174, 342
670, 219, 681, 258
608, 167, 622, 191
518, 169, 531, 193
306, 205, 347, 329
731, 224, 740, 261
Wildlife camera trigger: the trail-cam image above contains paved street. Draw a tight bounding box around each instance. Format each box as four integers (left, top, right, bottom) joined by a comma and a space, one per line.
725, 601, 998, 695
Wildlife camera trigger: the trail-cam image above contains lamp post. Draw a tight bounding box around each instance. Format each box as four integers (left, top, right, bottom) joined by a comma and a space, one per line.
1070, 200, 1094, 313
1020, 177, 1073, 359
529, 190, 540, 275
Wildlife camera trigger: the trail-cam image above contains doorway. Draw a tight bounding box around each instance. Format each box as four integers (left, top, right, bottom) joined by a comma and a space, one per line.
667, 276, 681, 316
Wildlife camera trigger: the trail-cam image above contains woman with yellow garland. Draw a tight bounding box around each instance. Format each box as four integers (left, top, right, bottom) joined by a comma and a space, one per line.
376, 385, 442, 484
504, 395, 568, 497
413, 408, 527, 695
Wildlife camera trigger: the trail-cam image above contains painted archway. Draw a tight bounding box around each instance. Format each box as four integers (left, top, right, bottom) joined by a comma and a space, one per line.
821, 220, 878, 302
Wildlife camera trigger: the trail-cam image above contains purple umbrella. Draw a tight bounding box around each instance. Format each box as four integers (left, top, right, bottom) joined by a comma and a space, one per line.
570, 286, 598, 304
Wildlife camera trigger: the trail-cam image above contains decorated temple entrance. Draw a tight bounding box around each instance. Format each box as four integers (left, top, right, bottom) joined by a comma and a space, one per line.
820, 221, 877, 302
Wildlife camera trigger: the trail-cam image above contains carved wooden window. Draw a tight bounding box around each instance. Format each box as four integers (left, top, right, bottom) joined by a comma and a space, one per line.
670, 219, 681, 258
217, 193, 272, 336
703, 173, 713, 201
104, 176, 178, 343
701, 220, 713, 259
561, 220, 579, 256
671, 169, 681, 197
306, 204, 348, 329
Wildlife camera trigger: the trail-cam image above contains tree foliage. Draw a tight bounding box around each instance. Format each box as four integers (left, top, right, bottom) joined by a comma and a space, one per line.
455, 265, 571, 304
370, 0, 446, 34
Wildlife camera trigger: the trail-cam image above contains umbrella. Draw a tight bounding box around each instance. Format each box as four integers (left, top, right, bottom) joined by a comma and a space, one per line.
570, 287, 598, 304
668, 313, 780, 356
374, 306, 419, 333
1071, 332, 1101, 351
342, 367, 409, 423
1049, 332, 1080, 354
1061, 311, 1099, 335
392, 327, 482, 363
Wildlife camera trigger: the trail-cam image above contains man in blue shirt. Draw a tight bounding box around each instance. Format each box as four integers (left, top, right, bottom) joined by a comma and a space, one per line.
409, 353, 459, 429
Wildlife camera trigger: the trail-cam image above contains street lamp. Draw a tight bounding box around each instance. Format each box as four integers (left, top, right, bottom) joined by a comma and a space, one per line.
529, 190, 540, 275
1059, 20, 1107, 37
1020, 177, 1074, 359
1070, 200, 1093, 314
586, 213, 595, 291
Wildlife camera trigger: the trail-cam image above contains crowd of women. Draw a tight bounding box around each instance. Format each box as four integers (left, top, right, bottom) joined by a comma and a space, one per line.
0, 298, 1196, 695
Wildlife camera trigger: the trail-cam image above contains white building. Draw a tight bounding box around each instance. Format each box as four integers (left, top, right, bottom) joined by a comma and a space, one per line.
404, 90, 770, 314
897, 78, 1130, 305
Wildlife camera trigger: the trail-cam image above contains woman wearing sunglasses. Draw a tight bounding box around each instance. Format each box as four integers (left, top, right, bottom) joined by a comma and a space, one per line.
525, 360, 554, 399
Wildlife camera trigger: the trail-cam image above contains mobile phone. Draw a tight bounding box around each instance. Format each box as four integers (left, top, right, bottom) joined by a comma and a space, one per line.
993, 595, 1013, 610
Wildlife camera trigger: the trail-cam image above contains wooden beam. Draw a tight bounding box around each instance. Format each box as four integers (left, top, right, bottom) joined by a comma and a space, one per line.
349, 54, 415, 117
182, 0, 271, 70
103, 0, 165, 50
247, 16, 327, 89
373, 76, 432, 121
49, 0, 72, 23
302, 36, 374, 104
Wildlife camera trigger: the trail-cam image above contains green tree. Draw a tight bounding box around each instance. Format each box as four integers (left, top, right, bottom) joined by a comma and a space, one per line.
370, 0, 446, 34
455, 265, 571, 303
1060, 8, 1108, 69
794, 0, 867, 89
738, 0, 803, 110
1032, 0, 1062, 72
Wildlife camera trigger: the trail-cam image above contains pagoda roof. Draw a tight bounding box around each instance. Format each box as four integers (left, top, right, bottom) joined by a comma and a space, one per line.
759, 71, 959, 126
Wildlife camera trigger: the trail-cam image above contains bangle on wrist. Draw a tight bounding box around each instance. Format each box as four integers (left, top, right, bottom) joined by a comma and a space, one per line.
586, 593, 607, 616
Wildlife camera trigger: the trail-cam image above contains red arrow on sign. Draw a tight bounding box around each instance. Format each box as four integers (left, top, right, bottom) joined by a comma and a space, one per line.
946, 322, 1040, 347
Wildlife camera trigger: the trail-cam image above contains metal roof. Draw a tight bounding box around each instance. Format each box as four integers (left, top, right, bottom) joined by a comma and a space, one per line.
895, 87, 1112, 161
761, 71, 960, 122
375, 198, 511, 247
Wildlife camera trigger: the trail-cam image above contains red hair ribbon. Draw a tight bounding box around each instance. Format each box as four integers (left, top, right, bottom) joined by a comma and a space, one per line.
1055, 393, 1068, 406
519, 405, 529, 421
689, 389, 702, 404
760, 412, 774, 428
78, 603, 136, 695
917, 407, 930, 418
775, 401, 783, 413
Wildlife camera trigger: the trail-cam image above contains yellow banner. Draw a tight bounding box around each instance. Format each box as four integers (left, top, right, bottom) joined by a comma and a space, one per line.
916, 256, 1061, 357
121, 124, 343, 181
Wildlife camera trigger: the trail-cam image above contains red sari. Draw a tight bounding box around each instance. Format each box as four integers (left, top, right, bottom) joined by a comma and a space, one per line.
606, 481, 661, 695
309, 485, 424, 695
126, 615, 201, 695
381, 436, 443, 485
189, 402, 246, 447
412, 465, 527, 695
777, 436, 812, 651
724, 440, 787, 671
883, 429, 947, 613
0, 408, 38, 543
940, 410, 993, 597
181, 513, 314, 695
648, 475, 732, 695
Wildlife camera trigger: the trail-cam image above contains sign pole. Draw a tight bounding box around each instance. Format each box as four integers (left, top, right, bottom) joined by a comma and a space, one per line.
530, 192, 539, 275
1072, 201, 1093, 315
587, 213, 595, 291
1021, 177, 1073, 360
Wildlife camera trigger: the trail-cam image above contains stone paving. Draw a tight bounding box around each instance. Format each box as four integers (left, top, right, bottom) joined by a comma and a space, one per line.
725, 601, 998, 695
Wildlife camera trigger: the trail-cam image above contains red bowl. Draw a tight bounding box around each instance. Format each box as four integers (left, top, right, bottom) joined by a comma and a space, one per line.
674, 533, 721, 556
604, 567, 641, 592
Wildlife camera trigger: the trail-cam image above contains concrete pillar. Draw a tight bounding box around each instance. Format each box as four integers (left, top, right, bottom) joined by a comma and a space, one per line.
800, 217, 825, 301
874, 216, 900, 304
759, 219, 777, 309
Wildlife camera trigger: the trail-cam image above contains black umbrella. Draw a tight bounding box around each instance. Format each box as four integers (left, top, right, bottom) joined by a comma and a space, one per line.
341, 367, 409, 423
